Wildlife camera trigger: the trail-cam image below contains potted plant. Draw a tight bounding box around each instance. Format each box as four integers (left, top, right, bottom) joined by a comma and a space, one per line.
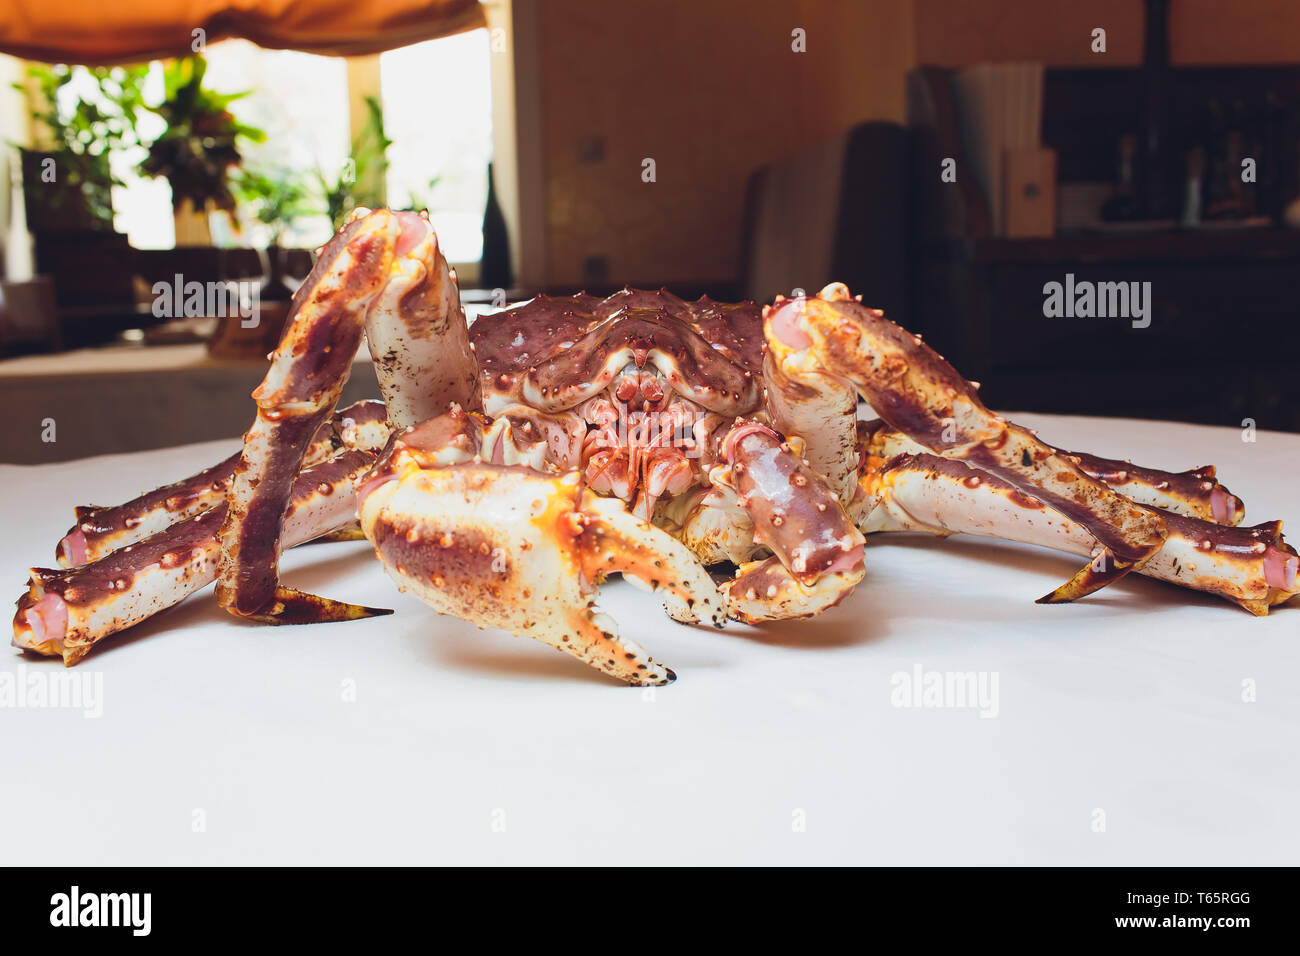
16, 63, 149, 233
316, 95, 392, 229
232, 165, 314, 297
314, 95, 441, 227
142, 55, 265, 245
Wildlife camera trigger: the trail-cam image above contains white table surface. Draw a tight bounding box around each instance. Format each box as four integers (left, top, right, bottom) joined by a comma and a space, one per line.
1, 411, 1297, 865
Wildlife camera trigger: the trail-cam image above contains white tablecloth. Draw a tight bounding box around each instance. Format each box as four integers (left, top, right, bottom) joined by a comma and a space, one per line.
1, 412, 1297, 865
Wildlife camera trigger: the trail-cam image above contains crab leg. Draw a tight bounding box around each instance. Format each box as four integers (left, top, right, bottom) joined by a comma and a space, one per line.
763, 338, 859, 506
1062, 451, 1243, 525
861, 420, 1244, 526
358, 421, 725, 685
55, 400, 389, 569
664, 485, 757, 567
365, 218, 481, 425
708, 420, 865, 623
856, 451, 1298, 615
218, 208, 471, 624
330, 399, 394, 455
372, 402, 584, 479
765, 283, 1168, 603
58, 450, 244, 569
14, 450, 378, 665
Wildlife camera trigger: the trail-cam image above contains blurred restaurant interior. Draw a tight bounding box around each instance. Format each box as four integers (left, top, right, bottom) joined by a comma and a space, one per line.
1, 0, 1299, 463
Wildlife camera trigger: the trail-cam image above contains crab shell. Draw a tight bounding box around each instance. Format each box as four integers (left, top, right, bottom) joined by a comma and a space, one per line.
469, 288, 766, 418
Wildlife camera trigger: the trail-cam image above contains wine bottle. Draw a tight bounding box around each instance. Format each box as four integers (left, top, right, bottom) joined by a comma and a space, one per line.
480, 162, 511, 290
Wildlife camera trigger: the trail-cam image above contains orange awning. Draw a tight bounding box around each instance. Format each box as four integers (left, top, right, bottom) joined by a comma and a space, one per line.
0, 0, 486, 64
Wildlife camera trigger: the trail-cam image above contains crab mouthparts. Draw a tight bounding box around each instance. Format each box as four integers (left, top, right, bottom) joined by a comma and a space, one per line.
612, 366, 667, 408
578, 373, 705, 519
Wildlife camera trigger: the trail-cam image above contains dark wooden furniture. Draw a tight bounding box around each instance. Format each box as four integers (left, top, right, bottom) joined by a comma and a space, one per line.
913, 230, 1300, 430
12, 242, 320, 354
907, 62, 1300, 432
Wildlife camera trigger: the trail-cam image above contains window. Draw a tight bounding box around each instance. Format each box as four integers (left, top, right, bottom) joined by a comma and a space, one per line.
203, 40, 351, 249
83, 32, 493, 261
51, 64, 170, 249
381, 30, 494, 264
103, 41, 350, 250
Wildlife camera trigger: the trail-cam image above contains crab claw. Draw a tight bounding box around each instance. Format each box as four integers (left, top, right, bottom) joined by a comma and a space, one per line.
765, 283, 1168, 603
358, 428, 725, 685
711, 420, 866, 622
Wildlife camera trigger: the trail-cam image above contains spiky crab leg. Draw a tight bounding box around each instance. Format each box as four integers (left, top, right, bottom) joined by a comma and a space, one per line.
1062, 451, 1243, 525
856, 451, 1298, 615
218, 208, 468, 625
708, 420, 865, 623
765, 283, 1168, 603
357, 422, 725, 686
14, 450, 379, 664
55, 400, 389, 568
365, 213, 481, 425
762, 332, 859, 505
58, 450, 243, 569
861, 420, 1244, 526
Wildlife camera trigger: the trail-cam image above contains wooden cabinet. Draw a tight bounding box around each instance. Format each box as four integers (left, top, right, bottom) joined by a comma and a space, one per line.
911, 231, 1300, 430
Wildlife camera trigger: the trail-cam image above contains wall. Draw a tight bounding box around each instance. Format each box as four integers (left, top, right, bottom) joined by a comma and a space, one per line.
1173, 0, 1300, 65
912, 0, 1300, 68
912, 0, 1143, 67
523, 0, 1300, 289
528, 0, 915, 287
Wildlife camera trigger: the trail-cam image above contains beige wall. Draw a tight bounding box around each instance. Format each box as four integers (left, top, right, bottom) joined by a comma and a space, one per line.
522, 0, 1300, 287
531, 0, 914, 287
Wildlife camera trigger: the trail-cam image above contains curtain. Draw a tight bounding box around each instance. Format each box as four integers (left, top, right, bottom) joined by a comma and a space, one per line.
0, 0, 486, 64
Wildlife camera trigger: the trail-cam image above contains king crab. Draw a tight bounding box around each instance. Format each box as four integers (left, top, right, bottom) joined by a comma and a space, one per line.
14, 208, 1299, 684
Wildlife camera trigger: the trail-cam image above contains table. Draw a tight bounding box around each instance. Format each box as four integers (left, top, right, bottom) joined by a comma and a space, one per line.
0, 343, 381, 464
1, 412, 1297, 864
0, 302, 503, 464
